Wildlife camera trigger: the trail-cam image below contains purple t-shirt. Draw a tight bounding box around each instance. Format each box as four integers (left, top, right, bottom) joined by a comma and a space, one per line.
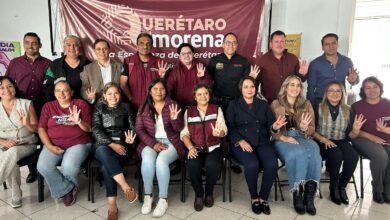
38, 99, 92, 149
352, 98, 390, 142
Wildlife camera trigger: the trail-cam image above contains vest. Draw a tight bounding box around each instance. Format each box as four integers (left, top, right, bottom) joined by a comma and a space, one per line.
187, 104, 220, 152
317, 106, 348, 140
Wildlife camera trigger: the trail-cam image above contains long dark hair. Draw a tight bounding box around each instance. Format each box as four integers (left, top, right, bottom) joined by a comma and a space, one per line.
0, 76, 22, 99
359, 76, 384, 100
140, 78, 168, 121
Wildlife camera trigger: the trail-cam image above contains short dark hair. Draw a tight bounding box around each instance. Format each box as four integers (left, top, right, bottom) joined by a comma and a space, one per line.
321, 33, 339, 45
238, 76, 258, 95
0, 76, 22, 98
94, 38, 110, 49
359, 76, 384, 100
223, 32, 238, 43
137, 33, 153, 44
177, 43, 195, 54
192, 83, 213, 104
270, 30, 286, 41
24, 32, 41, 45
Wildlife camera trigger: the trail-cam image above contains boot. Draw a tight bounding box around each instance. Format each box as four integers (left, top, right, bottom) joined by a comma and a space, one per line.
293, 185, 305, 215
330, 186, 341, 205
304, 180, 317, 215
339, 187, 349, 204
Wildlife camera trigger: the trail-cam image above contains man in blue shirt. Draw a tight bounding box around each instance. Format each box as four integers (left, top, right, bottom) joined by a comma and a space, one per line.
307, 33, 359, 111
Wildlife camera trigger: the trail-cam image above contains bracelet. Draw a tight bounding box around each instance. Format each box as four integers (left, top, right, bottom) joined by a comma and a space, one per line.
75, 119, 82, 125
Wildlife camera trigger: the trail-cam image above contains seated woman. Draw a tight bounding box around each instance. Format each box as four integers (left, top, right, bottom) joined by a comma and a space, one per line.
351, 76, 390, 204
312, 82, 363, 205
136, 78, 185, 217
92, 82, 138, 220
226, 76, 282, 215
0, 76, 38, 208
271, 75, 321, 215
37, 80, 92, 206
180, 83, 227, 211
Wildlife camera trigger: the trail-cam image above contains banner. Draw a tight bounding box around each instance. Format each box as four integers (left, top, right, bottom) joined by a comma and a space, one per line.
59, 0, 265, 64
286, 33, 302, 58
0, 41, 21, 76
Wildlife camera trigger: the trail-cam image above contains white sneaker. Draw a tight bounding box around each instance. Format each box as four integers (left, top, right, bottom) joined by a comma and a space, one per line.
152, 198, 168, 218
141, 195, 153, 214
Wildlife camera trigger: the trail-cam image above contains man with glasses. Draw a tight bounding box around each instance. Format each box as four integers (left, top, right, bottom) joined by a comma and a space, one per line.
80, 39, 122, 104
307, 33, 359, 112
167, 43, 213, 109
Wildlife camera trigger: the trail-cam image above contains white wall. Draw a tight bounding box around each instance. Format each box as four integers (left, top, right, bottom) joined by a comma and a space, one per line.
1, 0, 356, 61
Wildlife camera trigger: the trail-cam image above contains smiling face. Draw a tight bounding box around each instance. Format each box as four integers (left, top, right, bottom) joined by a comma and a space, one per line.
270, 34, 286, 57
23, 35, 41, 58
150, 82, 166, 102
103, 86, 121, 107
137, 36, 152, 57
223, 34, 238, 57
194, 87, 210, 107
286, 78, 302, 98
179, 46, 194, 67
54, 82, 73, 105
0, 79, 16, 101
326, 83, 343, 105
241, 79, 256, 100
64, 37, 81, 59
94, 41, 109, 62
363, 81, 381, 101
322, 36, 338, 56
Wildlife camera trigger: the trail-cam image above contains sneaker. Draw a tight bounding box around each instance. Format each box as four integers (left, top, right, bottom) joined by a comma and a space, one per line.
11, 199, 22, 208
63, 188, 75, 206
152, 198, 168, 218
141, 195, 153, 214
124, 188, 137, 203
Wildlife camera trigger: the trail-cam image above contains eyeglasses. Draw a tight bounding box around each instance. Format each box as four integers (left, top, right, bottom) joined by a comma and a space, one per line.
95, 48, 109, 52
224, 41, 238, 46
180, 52, 193, 56
327, 89, 342, 94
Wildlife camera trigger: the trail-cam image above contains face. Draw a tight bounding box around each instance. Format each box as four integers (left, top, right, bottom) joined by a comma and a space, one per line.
286, 78, 301, 98
322, 36, 338, 56
94, 41, 109, 62
104, 86, 121, 107
0, 79, 16, 100
23, 36, 41, 57
64, 37, 81, 58
241, 79, 256, 100
150, 82, 166, 102
364, 81, 381, 100
194, 87, 210, 106
179, 46, 194, 66
137, 36, 152, 56
270, 34, 286, 56
326, 84, 343, 105
223, 34, 238, 57
54, 82, 73, 103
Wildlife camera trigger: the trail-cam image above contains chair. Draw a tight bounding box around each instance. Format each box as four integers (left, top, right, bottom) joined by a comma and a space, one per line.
359, 155, 367, 199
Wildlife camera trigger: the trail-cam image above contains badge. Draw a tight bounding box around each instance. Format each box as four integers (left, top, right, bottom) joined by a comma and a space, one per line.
216, 63, 223, 69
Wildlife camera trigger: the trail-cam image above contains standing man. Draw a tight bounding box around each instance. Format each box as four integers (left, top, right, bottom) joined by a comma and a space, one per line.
81, 39, 123, 104
120, 33, 169, 111
5, 32, 51, 183
257, 30, 308, 102
307, 33, 358, 111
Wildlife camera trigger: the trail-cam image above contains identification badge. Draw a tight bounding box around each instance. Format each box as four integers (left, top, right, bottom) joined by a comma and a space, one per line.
216, 63, 224, 69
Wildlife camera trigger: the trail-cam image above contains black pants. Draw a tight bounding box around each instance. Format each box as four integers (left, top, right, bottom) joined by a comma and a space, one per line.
186, 148, 222, 197
320, 139, 359, 189
230, 143, 278, 200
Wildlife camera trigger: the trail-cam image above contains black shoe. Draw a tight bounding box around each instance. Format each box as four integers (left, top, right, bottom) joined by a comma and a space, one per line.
383, 193, 390, 204
373, 192, 384, 204
330, 187, 341, 205
170, 163, 181, 175
231, 164, 242, 174
194, 197, 204, 211
26, 172, 37, 183
205, 195, 214, 207
339, 187, 349, 204
293, 185, 305, 215
304, 180, 317, 215
260, 201, 271, 215
251, 201, 261, 214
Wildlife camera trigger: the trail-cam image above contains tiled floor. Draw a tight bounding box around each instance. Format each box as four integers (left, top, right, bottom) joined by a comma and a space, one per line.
1, 159, 389, 220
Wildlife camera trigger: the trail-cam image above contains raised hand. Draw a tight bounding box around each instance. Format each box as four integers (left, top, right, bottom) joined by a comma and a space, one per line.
249, 65, 260, 79
196, 63, 206, 78
68, 105, 81, 124
85, 88, 96, 101
347, 67, 359, 83
124, 130, 137, 144
272, 115, 287, 130
211, 123, 224, 137
169, 104, 181, 120
376, 118, 388, 133
299, 59, 309, 76
353, 114, 366, 131
158, 60, 169, 78
300, 112, 312, 131
153, 142, 168, 152
17, 109, 29, 127
239, 140, 253, 152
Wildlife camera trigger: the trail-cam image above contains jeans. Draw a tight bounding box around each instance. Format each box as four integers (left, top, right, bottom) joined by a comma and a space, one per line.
274, 130, 321, 191
94, 145, 131, 197
141, 138, 178, 198
37, 143, 92, 198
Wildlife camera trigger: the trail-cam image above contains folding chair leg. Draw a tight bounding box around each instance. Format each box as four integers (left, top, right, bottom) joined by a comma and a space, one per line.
222, 158, 226, 202
3, 182, 7, 190
352, 174, 359, 198
88, 163, 91, 202
360, 156, 364, 199
91, 167, 95, 203
38, 173, 44, 202
228, 159, 232, 202
181, 163, 185, 203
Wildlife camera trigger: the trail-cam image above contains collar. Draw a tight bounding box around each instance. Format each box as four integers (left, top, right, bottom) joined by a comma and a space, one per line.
23, 53, 41, 62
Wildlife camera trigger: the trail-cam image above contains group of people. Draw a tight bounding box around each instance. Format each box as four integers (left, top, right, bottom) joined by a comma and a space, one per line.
0, 30, 389, 220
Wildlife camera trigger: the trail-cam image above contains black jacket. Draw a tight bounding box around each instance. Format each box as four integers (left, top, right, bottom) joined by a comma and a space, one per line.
92, 102, 135, 147
226, 96, 275, 147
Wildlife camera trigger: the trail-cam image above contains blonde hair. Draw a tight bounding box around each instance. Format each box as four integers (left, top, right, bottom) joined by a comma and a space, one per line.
319, 81, 350, 124
101, 82, 122, 105
277, 75, 307, 118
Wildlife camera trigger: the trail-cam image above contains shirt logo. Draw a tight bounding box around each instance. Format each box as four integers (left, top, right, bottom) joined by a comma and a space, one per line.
216, 63, 223, 69
233, 64, 242, 68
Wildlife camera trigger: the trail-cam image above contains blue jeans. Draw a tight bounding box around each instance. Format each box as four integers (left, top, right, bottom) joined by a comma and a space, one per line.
37, 143, 92, 198
141, 138, 178, 198
274, 130, 321, 191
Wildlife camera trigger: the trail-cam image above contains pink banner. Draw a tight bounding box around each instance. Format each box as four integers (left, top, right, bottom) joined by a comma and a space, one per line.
59, 0, 265, 64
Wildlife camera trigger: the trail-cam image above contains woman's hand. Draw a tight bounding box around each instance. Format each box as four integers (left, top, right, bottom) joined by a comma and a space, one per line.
169, 104, 182, 120
110, 143, 126, 156
68, 105, 81, 124
47, 145, 64, 154
299, 112, 312, 131
249, 65, 260, 79
17, 109, 29, 127
322, 138, 337, 149
272, 115, 287, 130
211, 123, 224, 137
196, 63, 205, 78
376, 118, 389, 133
124, 130, 137, 144
187, 147, 198, 159
153, 142, 168, 152
369, 135, 386, 145
353, 114, 366, 132
280, 135, 298, 144
0, 139, 17, 148
239, 140, 253, 152
158, 60, 170, 78
85, 88, 96, 101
